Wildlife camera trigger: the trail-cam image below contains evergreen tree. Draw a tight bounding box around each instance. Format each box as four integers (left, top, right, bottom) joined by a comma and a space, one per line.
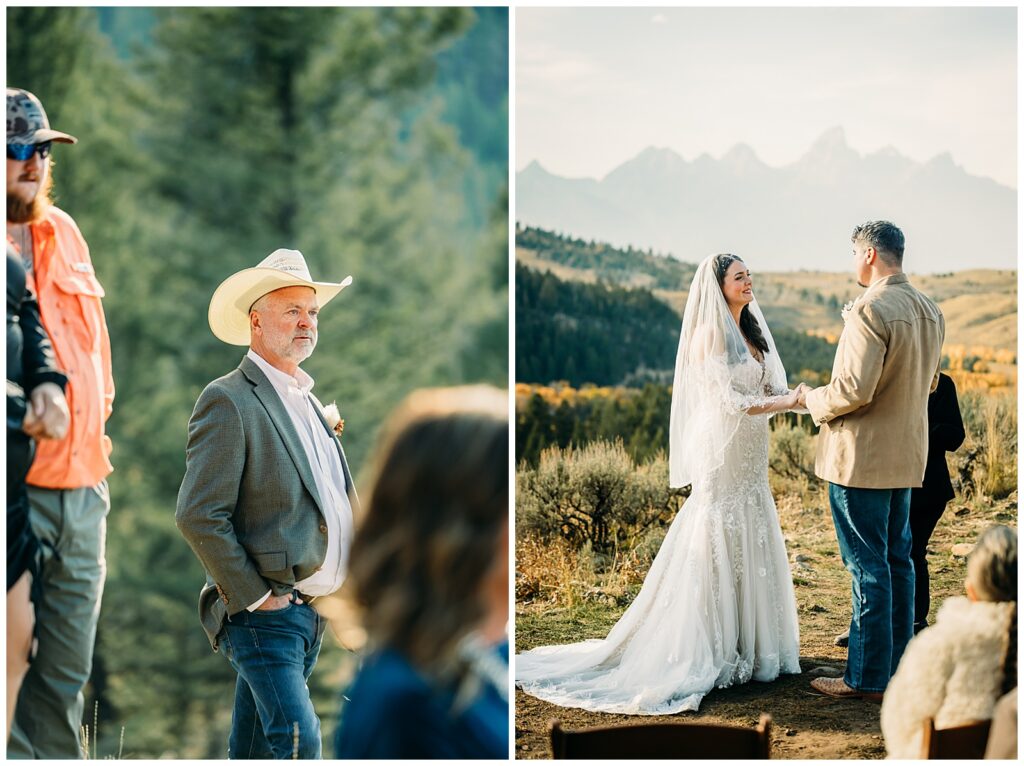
7, 7, 94, 116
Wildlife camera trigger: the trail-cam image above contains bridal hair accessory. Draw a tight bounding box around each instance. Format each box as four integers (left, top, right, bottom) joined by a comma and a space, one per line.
323, 402, 345, 438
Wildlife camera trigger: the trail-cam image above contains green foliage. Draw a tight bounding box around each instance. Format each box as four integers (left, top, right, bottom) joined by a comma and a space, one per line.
516, 224, 694, 290
767, 418, 821, 502
516, 259, 837, 389
516, 440, 688, 555
7, 8, 96, 119
770, 328, 837, 382
8, 6, 506, 758
94, 7, 155, 58
515, 385, 673, 466
516, 264, 680, 387
459, 186, 510, 384
515, 382, 827, 472
435, 7, 508, 225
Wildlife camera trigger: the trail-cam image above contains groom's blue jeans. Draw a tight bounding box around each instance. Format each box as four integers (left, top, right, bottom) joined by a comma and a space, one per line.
829, 483, 915, 693
219, 598, 326, 759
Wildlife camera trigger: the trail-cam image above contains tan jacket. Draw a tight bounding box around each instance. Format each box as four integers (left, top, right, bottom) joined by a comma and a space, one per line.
805, 273, 943, 489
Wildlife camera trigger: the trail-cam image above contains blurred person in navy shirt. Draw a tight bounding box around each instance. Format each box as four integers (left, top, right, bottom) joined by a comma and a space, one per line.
335, 385, 508, 759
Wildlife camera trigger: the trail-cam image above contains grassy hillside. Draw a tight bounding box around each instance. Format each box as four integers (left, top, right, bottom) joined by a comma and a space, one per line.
517, 226, 1017, 352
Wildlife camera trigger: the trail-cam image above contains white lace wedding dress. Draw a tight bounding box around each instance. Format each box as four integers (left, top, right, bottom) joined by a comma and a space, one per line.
515, 355, 802, 715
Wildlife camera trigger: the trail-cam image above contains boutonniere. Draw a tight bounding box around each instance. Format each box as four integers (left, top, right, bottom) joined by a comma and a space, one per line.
840, 298, 858, 324
323, 402, 345, 438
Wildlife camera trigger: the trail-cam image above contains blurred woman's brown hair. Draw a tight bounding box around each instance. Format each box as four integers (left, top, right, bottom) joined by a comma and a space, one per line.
966, 524, 1017, 694
347, 384, 508, 681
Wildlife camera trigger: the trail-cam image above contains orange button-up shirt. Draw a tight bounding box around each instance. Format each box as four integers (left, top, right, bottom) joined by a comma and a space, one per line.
9, 207, 114, 489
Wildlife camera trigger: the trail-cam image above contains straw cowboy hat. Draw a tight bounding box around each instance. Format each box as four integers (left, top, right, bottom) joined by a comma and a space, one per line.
208, 248, 352, 345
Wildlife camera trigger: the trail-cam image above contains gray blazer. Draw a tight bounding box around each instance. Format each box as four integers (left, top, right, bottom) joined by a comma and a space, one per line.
175, 355, 360, 649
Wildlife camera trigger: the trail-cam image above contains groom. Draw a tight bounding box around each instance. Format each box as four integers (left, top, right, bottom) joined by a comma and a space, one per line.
176, 249, 357, 758
797, 221, 943, 701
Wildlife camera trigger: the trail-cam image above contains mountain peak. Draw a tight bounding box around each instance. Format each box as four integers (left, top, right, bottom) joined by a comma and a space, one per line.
724, 142, 756, 159
926, 151, 956, 169
634, 146, 686, 165
811, 126, 848, 151
722, 142, 763, 172
520, 159, 549, 176
797, 126, 859, 171
601, 146, 688, 184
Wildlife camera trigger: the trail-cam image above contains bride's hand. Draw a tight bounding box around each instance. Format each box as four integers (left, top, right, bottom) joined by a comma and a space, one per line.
780, 389, 801, 410
788, 383, 811, 411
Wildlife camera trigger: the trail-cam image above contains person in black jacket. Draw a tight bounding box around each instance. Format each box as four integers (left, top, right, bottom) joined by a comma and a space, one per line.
6, 243, 68, 739
836, 371, 965, 646
908, 372, 966, 633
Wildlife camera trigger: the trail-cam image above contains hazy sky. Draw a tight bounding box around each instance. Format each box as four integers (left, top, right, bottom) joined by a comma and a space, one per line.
517, 7, 1017, 188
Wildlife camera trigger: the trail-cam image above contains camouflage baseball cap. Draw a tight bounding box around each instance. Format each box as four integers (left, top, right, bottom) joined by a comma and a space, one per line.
7, 88, 78, 145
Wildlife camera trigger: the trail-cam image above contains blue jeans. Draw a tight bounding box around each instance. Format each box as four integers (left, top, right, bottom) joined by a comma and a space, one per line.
220, 598, 326, 759
829, 483, 915, 693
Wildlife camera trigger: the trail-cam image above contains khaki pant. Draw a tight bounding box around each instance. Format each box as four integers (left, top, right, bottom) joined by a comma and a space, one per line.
7, 482, 109, 760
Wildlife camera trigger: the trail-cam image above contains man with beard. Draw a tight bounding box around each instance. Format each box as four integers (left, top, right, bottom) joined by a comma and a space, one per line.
6, 88, 115, 759
176, 250, 357, 758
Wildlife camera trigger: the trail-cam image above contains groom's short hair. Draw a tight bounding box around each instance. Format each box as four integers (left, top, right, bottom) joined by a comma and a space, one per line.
852, 220, 904, 266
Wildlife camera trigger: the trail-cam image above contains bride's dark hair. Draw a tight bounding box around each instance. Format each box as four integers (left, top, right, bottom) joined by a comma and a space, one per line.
712, 254, 769, 355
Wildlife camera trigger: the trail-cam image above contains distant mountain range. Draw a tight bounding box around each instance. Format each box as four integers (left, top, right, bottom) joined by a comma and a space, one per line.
517, 128, 1016, 273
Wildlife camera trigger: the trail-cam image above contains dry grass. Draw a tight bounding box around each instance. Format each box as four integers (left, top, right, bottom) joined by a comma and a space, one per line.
958, 392, 1017, 501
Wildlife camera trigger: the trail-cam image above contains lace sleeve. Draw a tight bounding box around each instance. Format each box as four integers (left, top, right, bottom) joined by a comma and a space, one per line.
718, 364, 788, 415
723, 381, 777, 414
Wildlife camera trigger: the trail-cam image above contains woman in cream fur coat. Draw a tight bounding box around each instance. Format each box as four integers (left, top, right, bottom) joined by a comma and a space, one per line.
881, 524, 1017, 759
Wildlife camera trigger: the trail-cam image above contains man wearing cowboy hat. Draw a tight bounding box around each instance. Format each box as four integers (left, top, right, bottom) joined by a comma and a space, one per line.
176, 249, 357, 759
7, 88, 115, 760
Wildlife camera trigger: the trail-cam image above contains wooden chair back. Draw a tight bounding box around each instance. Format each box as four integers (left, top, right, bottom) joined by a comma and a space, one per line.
549, 713, 772, 759
921, 718, 991, 760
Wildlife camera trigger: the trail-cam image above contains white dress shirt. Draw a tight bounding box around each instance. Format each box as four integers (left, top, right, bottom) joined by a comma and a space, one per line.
246, 349, 354, 609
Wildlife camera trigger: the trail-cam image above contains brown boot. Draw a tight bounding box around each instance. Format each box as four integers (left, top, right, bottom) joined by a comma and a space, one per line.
810, 676, 883, 702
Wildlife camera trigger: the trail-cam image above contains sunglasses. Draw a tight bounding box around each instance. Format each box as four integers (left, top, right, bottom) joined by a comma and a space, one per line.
7, 142, 52, 161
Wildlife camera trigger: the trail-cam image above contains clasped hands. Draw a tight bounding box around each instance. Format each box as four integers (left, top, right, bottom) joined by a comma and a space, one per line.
784, 382, 812, 411
22, 382, 70, 441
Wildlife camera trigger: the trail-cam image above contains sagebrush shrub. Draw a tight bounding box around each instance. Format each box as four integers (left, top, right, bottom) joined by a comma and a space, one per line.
516, 439, 688, 553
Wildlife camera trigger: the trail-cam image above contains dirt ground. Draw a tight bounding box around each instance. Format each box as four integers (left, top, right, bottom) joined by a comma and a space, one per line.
514, 492, 1017, 759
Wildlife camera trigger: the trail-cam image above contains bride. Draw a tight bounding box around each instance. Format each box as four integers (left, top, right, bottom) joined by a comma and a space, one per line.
515, 253, 803, 715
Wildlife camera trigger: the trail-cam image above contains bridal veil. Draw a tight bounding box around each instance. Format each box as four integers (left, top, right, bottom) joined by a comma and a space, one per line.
669, 254, 788, 489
